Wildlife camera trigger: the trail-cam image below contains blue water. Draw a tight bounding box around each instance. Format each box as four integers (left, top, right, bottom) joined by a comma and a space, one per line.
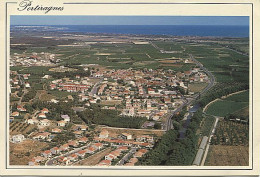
54, 25, 249, 37
11, 25, 249, 37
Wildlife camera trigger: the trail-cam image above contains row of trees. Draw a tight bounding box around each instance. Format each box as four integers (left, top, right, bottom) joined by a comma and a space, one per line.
138, 109, 203, 165
197, 82, 248, 107
51, 69, 91, 79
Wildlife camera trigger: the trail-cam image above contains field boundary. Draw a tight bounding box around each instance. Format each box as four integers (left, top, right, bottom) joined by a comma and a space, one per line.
202, 89, 248, 113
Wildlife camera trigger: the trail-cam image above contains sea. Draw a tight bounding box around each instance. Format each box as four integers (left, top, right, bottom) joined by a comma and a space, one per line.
50, 25, 249, 38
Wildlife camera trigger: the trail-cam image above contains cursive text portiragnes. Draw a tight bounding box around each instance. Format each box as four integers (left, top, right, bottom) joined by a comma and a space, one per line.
17, 0, 64, 14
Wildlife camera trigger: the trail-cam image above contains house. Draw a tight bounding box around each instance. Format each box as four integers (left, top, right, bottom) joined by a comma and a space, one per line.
17, 105, 26, 112
50, 84, 57, 90
51, 128, 62, 133
41, 150, 52, 158
98, 160, 111, 166
57, 120, 66, 127
42, 75, 50, 79
92, 143, 103, 150
99, 130, 109, 139
69, 154, 78, 162
136, 135, 154, 143
28, 159, 37, 166
32, 132, 51, 140
76, 150, 87, 158
59, 144, 69, 152
11, 112, 19, 117
38, 112, 46, 118
27, 118, 38, 125
73, 130, 83, 138
121, 133, 132, 140
85, 147, 95, 154
61, 115, 70, 122
79, 137, 88, 143
68, 140, 79, 147
73, 124, 88, 131
117, 146, 128, 151
105, 154, 116, 161
50, 99, 59, 103
29, 156, 45, 166
25, 82, 31, 88
50, 147, 60, 155
38, 119, 50, 126
41, 108, 49, 114
11, 134, 25, 143
9, 117, 14, 123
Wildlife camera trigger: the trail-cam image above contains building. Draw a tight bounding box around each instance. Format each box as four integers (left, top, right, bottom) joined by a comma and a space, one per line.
61, 115, 70, 122
99, 130, 109, 139
38, 119, 50, 126
121, 133, 132, 140
57, 120, 66, 127
11, 134, 25, 143
11, 112, 19, 117
98, 160, 111, 166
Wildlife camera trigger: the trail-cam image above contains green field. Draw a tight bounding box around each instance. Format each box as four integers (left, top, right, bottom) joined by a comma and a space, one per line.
206, 90, 249, 117
224, 90, 249, 102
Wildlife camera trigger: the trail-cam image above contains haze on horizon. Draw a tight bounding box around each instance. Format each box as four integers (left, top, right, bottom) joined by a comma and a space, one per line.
11, 16, 249, 26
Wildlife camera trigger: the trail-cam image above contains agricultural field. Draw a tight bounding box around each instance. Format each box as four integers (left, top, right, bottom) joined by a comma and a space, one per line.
9, 122, 36, 136
205, 119, 249, 166
205, 145, 249, 166
188, 83, 208, 93
185, 42, 249, 83
206, 90, 249, 117
9, 139, 49, 165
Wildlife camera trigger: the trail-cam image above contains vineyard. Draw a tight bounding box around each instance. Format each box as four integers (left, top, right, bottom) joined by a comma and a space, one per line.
205, 119, 249, 166
9, 122, 36, 135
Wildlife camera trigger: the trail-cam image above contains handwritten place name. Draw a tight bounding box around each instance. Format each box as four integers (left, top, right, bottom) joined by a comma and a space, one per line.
17, 0, 64, 14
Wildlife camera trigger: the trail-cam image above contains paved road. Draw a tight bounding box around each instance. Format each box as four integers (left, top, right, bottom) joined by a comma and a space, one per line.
89, 77, 103, 96
164, 54, 215, 131
225, 47, 249, 57
117, 147, 137, 166
45, 143, 90, 166
200, 116, 221, 166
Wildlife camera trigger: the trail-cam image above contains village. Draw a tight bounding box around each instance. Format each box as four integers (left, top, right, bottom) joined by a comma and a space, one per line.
9, 48, 209, 166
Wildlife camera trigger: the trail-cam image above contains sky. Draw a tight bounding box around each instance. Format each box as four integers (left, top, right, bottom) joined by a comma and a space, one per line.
11, 16, 249, 26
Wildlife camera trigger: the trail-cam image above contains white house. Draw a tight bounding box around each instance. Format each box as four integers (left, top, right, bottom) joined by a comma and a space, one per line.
11, 134, 25, 143
38, 119, 50, 126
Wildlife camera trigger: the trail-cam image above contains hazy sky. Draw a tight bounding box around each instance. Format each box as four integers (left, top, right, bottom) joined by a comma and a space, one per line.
11, 16, 249, 26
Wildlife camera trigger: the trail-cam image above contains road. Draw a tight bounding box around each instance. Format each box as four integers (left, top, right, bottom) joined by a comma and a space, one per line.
45, 143, 90, 166
117, 147, 137, 166
200, 116, 221, 166
164, 54, 215, 131
89, 77, 103, 96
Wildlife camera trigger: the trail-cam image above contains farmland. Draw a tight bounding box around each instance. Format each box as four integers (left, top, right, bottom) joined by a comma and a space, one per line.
205, 118, 249, 166
205, 145, 249, 166
206, 90, 249, 117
